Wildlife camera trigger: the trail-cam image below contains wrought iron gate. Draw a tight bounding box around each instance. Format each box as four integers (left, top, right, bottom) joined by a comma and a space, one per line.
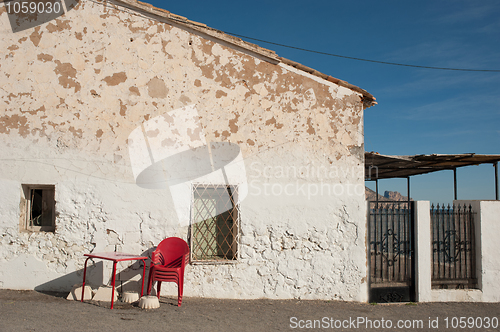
431, 204, 477, 289
368, 201, 415, 302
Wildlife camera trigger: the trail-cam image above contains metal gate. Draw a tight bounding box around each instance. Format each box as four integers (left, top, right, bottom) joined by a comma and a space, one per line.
431, 204, 477, 289
368, 201, 415, 302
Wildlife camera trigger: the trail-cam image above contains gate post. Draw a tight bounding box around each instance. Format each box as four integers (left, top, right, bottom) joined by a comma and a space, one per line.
364, 200, 371, 302
414, 201, 432, 302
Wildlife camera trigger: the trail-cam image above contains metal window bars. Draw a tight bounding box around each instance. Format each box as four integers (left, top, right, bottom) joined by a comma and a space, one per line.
190, 184, 239, 262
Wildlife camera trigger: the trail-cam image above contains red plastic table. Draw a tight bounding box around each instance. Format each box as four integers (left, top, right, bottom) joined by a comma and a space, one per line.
81, 252, 148, 309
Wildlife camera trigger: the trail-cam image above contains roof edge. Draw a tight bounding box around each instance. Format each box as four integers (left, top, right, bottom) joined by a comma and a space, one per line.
281, 58, 376, 107
114, 0, 376, 107
116, 0, 280, 62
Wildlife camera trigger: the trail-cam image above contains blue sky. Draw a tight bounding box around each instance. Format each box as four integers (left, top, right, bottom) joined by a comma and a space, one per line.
148, 0, 500, 203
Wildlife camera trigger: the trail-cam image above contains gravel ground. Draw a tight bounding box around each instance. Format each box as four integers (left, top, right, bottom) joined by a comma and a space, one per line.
0, 290, 499, 331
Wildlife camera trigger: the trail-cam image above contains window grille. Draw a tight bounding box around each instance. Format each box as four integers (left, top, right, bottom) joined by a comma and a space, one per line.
190, 184, 239, 262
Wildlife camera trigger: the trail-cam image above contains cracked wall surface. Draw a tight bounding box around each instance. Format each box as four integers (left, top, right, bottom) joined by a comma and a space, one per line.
0, 0, 368, 300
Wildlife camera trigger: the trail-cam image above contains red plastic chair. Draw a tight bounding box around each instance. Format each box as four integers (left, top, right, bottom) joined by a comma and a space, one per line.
146, 237, 189, 306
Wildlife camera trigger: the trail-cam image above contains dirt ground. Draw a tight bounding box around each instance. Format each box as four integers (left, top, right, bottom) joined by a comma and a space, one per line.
0, 290, 499, 331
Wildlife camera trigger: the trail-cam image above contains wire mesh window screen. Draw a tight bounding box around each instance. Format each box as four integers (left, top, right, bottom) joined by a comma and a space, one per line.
191, 184, 239, 262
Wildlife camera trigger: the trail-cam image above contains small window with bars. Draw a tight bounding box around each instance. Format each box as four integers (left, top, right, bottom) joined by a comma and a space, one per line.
21, 184, 55, 232
190, 184, 239, 262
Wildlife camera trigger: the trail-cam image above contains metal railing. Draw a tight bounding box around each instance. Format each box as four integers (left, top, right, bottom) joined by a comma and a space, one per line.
431, 204, 477, 289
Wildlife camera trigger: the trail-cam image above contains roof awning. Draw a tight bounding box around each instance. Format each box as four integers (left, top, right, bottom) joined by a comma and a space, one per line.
364, 152, 500, 201
365, 152, 500, 180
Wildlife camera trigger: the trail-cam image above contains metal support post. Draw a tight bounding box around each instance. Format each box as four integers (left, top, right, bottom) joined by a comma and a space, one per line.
407, 176, 411, 204
454, 168, 458, 201
495, 162, 499, 200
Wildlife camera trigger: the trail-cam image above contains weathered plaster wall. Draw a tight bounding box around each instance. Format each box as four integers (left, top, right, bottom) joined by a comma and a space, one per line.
0, 0, 367, 300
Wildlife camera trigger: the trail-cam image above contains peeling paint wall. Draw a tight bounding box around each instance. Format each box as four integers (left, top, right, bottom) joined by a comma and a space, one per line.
0, 0, 367, 300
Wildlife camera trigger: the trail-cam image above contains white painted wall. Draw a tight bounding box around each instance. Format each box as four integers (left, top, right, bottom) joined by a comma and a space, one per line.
414, 200, 432, 302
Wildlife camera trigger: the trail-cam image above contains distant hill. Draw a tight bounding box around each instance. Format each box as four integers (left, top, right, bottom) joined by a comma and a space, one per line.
365, 187, 411, 201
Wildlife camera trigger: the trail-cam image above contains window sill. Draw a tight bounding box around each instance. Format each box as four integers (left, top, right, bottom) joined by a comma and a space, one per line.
190, 259, 238, 265
22, 227, 56, 233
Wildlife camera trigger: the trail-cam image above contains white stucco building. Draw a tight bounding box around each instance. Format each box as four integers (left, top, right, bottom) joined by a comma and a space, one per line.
0, 0, 377, 300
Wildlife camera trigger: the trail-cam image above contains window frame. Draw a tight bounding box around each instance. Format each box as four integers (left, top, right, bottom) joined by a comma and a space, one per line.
189, 183, 240, 264
20, 184, 56, 232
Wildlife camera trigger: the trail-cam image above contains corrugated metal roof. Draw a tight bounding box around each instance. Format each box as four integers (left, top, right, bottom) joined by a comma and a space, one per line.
365, 152, 500, 180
